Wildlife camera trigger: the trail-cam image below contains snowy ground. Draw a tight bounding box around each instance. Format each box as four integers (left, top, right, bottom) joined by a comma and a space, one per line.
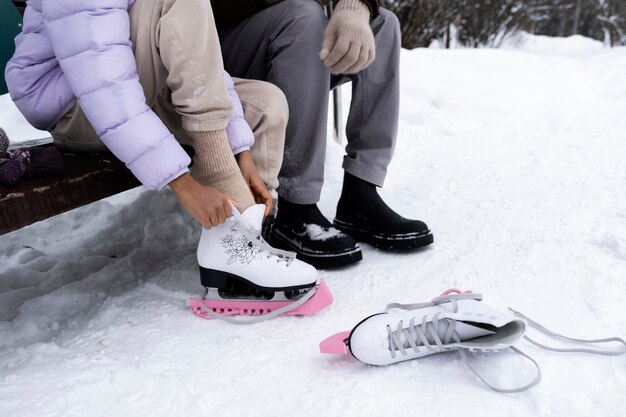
1, 34, 625, 417
0, 93, 51, 147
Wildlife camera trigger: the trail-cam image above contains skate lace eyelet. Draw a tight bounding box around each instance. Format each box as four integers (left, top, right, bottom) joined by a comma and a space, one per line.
233, 221, 296, 267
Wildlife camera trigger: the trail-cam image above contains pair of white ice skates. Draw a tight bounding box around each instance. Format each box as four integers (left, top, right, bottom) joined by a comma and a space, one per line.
188, 204, 333, 323
187, 205, 625, 391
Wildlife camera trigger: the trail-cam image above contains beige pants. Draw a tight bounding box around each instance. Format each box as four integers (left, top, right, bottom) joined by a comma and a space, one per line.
52, 0, 287, 190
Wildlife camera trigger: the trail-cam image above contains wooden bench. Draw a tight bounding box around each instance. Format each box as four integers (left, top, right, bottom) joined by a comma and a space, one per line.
0, 149, 140, 235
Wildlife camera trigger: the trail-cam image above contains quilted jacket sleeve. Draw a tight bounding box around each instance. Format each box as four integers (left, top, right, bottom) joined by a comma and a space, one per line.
42, 0, 191, 190
224, 72, 255, 155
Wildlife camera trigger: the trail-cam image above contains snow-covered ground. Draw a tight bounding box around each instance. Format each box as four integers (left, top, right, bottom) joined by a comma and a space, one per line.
0, 94, 51, 147
1, 34, 625, 417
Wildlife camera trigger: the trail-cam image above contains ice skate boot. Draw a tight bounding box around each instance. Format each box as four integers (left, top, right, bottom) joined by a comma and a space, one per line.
320, 289, 626, 392
321, 289, 526, 363
320, 289, 539, 392
188, 204, 333, 324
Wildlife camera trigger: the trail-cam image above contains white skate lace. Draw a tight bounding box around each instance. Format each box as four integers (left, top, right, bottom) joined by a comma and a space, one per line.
384, 294, 626, 393
509, 308, 626, 356
385, 293, 484, 358
229, 203, 296, 266
235, 221, 295, 265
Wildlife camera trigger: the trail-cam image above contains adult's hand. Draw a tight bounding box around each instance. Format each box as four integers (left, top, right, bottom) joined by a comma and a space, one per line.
169, 173, 233, 229
319, 0, 375, 75
236, 151, 273, 216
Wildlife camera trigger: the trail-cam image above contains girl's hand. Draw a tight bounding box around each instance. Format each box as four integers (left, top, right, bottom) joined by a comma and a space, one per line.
169, 173, 233, 229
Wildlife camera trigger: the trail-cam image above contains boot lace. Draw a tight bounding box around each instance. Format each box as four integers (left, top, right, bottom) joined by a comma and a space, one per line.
386, 292, 480, 357
229, 205, 296, 266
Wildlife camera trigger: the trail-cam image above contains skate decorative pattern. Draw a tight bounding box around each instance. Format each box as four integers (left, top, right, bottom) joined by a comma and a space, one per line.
221, 226, 262, 265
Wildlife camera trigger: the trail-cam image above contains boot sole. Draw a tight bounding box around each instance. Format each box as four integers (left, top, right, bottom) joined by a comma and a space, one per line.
269, 229, 363, 269
333, 219, 434, 251
200, 267, 316, 293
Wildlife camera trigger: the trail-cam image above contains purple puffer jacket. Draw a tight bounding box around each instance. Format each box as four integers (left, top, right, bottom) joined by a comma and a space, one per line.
5, 0, 254, 190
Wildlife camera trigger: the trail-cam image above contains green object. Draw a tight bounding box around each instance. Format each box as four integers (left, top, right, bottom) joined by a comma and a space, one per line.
1, 1, 23, 95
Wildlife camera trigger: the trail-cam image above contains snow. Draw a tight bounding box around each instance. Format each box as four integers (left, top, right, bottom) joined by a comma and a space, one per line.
303, 223, 346, 241
502, 32, 605, 56
0, 94, 52, 148
1, 34, 625, 417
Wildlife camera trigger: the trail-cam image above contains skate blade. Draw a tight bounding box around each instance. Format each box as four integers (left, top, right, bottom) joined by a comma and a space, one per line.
319, 331, 351, 355
188, 279, 333, 319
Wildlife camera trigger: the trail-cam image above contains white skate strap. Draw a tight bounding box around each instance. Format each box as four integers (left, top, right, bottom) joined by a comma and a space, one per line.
196, 283, 319, 325
509, 308, 626, 355
456, 306, 625, 392
385, 292, 483, 312
459, 307, 626, 393
458, 346, 543, 393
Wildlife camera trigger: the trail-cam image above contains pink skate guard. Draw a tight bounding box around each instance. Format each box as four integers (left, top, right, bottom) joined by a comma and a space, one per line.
319, 331, 351, 354
188, 279, 333, 320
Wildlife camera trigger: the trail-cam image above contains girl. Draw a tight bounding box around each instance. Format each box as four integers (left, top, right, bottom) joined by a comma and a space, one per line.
5, 0, 331, 321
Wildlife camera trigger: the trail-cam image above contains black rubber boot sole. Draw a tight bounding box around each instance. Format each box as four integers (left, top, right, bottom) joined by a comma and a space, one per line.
333, 219, 434, 251
200, 267, 315, 299
269, 229, 363, 269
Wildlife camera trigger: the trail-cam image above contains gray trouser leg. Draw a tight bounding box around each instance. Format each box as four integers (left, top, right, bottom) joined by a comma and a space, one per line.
219, 1, 401, 204
332, 9, 401, 188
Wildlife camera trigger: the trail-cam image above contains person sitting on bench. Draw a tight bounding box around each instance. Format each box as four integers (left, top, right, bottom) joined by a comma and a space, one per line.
5, 0, 288, 229
214, 0, 434, 268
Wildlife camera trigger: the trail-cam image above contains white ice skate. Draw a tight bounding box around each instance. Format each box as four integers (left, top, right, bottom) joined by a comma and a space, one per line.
345, 290, 526, 365
320, 289, 626, 392
321, 289, 534, 392
188, 204, 333, 324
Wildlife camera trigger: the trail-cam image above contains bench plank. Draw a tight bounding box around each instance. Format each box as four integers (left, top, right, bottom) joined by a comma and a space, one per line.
0, 149, 140, 235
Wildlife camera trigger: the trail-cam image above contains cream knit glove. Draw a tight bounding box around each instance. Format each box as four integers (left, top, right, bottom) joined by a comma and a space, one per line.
319, 0, 375, 74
